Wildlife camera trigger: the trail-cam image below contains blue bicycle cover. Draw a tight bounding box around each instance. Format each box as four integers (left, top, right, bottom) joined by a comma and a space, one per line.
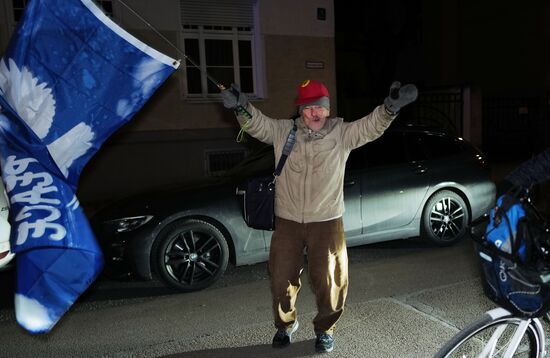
485, 195, 527, 261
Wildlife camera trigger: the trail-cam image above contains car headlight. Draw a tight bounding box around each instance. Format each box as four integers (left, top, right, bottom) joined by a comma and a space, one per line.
103, 215, 153, 233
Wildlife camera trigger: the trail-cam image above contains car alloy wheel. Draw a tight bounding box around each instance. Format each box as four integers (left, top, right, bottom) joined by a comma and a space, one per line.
153, 219, 229, 292
422, 190, 469, 246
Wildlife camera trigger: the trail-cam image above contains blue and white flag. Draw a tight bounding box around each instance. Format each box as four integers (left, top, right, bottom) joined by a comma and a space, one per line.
0, 0, 179, 333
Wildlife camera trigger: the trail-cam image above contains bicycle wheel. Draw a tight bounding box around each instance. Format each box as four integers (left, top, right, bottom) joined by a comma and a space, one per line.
435, 312, 543, 358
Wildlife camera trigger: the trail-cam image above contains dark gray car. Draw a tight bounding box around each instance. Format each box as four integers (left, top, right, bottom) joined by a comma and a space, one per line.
91, 125, 496, 292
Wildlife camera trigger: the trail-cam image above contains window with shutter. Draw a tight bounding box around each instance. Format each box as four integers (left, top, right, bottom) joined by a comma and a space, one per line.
11, 0, 29, 23
10, 0, 113, 23
95, 0, 113, 18
180, 0, 260, 99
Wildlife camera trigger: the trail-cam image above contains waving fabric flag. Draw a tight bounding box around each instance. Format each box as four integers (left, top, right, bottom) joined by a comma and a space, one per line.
0, 0, 179, 333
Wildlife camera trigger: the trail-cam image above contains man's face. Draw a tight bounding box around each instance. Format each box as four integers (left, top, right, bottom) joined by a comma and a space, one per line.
302, 105, 329, 132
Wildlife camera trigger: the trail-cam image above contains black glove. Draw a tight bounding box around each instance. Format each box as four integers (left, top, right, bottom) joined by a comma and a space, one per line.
220, 84, 248, 109
383, 81, 418, 115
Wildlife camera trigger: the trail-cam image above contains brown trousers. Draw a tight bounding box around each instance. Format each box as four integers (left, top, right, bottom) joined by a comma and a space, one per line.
269, 216, 348, 335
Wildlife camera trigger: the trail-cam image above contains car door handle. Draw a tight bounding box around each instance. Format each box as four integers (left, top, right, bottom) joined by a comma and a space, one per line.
344, 180, 356, 187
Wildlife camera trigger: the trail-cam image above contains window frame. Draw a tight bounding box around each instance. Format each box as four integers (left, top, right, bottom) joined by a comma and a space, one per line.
94, 0, 114, 18
180, 25, 257, 100
7, 0, 114, 34
11, 0, 28, 23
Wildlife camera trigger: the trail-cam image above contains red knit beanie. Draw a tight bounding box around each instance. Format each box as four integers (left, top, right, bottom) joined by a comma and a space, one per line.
294, 80, 330, 107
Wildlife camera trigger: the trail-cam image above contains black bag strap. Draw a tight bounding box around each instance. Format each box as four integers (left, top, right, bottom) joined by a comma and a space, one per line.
273, 121, 297, 177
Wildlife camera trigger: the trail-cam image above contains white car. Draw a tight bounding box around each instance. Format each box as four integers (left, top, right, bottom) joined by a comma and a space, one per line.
0, 179, 12, 269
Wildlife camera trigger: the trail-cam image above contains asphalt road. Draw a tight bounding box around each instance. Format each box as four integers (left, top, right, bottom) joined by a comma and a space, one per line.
0, 236, 510, 357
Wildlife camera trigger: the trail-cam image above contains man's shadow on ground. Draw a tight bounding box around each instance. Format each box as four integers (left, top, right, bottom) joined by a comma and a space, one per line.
165, 339, 319, 358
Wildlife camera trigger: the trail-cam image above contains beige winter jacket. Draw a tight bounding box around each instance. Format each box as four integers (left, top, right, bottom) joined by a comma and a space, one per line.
237, 104, 396, 224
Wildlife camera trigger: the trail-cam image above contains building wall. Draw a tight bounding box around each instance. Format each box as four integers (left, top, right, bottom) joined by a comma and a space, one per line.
77, 0, 337, 205
0, 0, 336, 205
113, 0, 336, 131
0, 1, 11, 51
259, 0, 334, 38
78, 128, 243, 204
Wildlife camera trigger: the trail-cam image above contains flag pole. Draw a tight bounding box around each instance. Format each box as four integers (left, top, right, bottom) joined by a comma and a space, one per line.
113, 0, 253, 140
114, 0, 224, 90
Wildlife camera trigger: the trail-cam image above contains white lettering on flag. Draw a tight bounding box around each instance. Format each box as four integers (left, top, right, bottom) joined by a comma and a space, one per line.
4, 155, 66, 245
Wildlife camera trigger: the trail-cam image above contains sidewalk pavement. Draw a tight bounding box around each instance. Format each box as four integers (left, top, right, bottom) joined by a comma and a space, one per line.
106, 240, 527, 358
0, 240, 497, 358
155, 279, 496, 358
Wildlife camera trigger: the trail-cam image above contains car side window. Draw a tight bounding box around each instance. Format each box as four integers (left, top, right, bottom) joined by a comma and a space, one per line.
404, 133, 430, 162
420, 134, 464, 159
347, 132, 406, 171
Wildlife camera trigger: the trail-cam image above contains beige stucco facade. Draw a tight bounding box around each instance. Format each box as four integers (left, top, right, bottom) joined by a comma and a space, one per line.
114, 0, 337, 132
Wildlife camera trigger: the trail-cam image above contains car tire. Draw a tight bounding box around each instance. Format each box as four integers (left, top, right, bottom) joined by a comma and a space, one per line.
421, 190, 469, 246
153, 218, 229, 292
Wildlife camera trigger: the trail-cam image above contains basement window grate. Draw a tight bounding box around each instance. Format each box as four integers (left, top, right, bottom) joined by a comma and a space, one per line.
205, 149, 247, 177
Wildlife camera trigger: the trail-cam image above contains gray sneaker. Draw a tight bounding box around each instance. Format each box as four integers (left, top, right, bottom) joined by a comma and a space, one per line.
315, 333, 334, 353
272, 320, 299, 348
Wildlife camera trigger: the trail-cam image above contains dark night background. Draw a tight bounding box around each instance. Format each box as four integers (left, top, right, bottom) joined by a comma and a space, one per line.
333, 1, 550, 160
335, 0, 423, 96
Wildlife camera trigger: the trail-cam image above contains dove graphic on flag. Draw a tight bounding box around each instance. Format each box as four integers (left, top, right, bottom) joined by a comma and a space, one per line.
0, 0, 179, 333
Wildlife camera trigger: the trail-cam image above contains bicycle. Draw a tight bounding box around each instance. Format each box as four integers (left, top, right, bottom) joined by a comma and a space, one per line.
435, 191, 550, 358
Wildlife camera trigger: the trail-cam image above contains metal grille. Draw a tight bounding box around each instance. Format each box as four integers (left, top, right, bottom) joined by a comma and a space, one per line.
205, 149, 247, 177
180, 0, 254, 28
482, 96, 548, 159
343, 87, 464, 136
406, 88, 464, 135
